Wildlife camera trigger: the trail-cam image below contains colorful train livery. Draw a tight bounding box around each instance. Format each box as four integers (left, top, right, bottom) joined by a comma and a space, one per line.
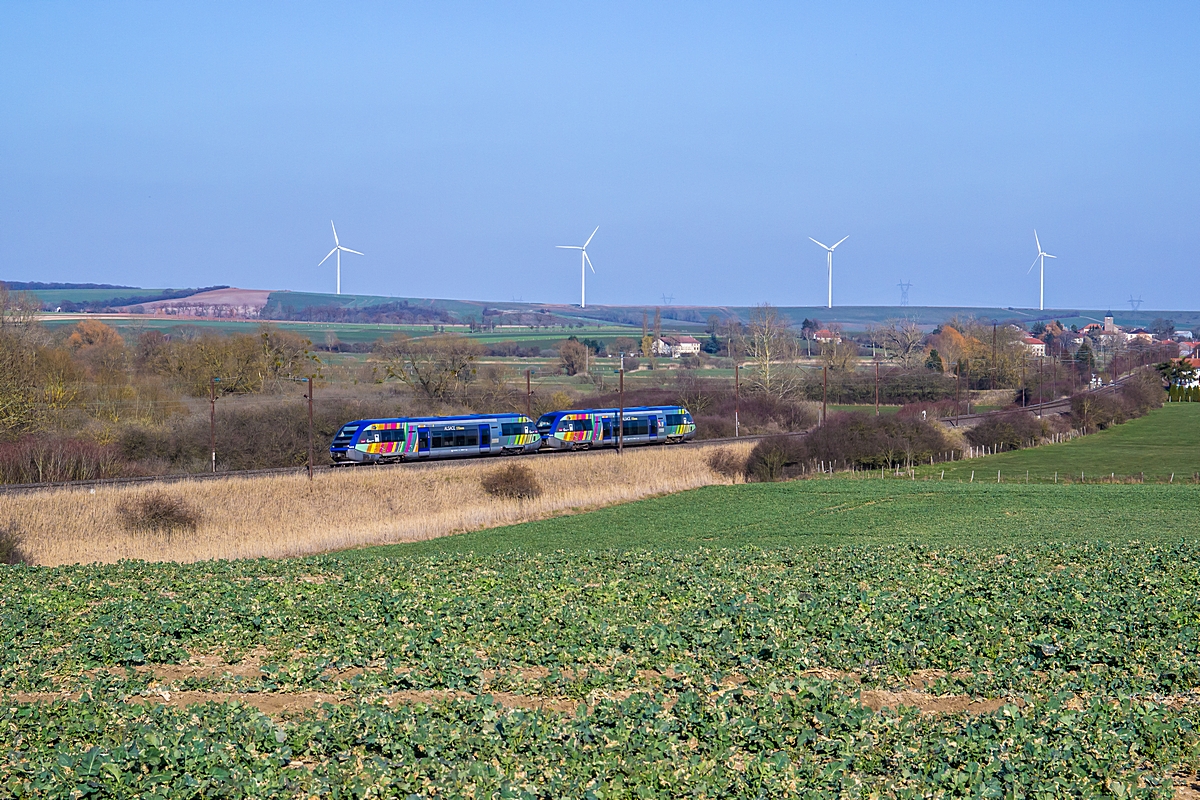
537, 406, 696, 451
330, 413, 541, 464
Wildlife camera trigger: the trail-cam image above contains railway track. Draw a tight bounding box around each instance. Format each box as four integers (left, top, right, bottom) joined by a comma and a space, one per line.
0, 378, 1128, 495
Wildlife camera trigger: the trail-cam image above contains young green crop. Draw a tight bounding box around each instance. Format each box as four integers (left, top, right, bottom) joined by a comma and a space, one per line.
5, 478, 1200, 794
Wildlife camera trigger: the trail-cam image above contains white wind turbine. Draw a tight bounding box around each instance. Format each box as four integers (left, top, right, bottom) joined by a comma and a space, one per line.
318, 221, 364, 295
556, 226, 598, 308
809, 235, 849, 309
1027, 230, 1056, 311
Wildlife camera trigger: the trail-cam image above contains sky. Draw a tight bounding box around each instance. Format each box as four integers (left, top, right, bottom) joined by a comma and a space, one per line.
2, 2, 1198, 310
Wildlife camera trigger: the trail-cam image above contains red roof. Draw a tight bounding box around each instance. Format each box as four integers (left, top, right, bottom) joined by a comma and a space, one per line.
1023, 337, 1044, 345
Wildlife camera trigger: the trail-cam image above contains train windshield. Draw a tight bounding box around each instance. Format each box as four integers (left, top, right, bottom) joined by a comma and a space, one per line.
536, 414, 556, 434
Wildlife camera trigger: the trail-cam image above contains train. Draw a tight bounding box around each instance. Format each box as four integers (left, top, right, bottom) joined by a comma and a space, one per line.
330, 406, 696, 464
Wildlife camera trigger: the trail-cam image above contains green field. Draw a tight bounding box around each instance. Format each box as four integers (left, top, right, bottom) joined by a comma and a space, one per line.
923, 402, 1200, 482
5, 468, 1200, 794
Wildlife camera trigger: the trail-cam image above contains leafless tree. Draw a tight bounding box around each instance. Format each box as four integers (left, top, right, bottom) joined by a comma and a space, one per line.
877, 319, 926, 368
745, 304, 800, 396
372, 334, 482, 400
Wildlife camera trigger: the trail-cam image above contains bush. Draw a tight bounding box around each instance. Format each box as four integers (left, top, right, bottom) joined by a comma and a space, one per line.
966, 412, 1046, 450
0, 438, 128, 485
705, 447, 745, 479
481, 463, 542, 500
0, 523, 27, 565
117, 491, 203, 533
744, 413, 955, 481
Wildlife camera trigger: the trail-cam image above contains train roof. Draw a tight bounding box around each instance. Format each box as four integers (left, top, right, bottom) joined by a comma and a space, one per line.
538, 405, 689, 418
341, 412, 532, 427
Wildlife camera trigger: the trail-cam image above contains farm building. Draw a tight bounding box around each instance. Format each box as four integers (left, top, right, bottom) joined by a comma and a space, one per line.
652, 335, 702, 358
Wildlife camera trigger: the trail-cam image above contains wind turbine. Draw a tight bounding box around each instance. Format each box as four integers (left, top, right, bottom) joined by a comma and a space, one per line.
809, 235, 848, 309
318, 221, 364, 295
556, 226, 598, 308
1027, 230, 1056, 311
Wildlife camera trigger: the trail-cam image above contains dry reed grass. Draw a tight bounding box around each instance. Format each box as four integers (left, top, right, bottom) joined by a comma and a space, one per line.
4, 443, 751, 566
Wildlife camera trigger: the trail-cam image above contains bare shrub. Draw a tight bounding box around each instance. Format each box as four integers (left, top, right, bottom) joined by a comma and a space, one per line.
117, 491, 202, 533
0, 438, 128, 485
705, 447, 745, 479
966, 412, 1045, 450
0, 523, 27, 565
745, 414, 955, 481
481, 463, 542, 500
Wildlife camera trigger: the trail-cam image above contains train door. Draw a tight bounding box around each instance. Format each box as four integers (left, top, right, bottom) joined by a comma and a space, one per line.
479, 424, 491, 453
417, 426, 430, 457
649, 414, 659, 440
601, 415, 613, 443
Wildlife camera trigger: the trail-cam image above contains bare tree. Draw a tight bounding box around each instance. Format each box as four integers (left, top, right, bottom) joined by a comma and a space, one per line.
372, 334, 482, 400
745, 304, 799, 396
878, 320, 926, 368
558, 339, 589, 376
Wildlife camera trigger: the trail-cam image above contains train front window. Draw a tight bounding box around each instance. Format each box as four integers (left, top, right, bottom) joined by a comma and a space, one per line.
537, 414, 556, 434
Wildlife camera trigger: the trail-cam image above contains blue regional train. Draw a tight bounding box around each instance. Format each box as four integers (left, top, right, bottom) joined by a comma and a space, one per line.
330, 405, 696, 463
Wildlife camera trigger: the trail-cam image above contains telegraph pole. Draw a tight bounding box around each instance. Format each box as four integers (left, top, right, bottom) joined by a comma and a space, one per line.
209, 377, 219, 473
874, 358, 880, 416
305, 376, 314, 482
525, 369, 532, 419
734, 362, 740, 437
821, 365, 828, 426
618, 354, 625, 455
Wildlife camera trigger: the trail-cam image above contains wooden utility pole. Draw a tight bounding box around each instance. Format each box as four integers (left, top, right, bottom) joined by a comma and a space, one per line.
305, 376, 314, 482
525, 369, 532, 419
734, 362, 740, 437
991, 322, 997, 391
821, 365, 828, 426
618, 356, 625, 455
209, 377, 218, 473
874, 359, 880, 416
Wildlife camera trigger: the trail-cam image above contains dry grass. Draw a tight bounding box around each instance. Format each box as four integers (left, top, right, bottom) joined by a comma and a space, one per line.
4, 443, 751, 566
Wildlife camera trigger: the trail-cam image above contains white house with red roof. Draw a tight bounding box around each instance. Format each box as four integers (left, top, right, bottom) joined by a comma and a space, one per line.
1022, 336, 1046, 357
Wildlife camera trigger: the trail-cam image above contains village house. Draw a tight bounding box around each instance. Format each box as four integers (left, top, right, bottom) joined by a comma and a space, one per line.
813, 328, 841, 344
1022, 336, 1047, 357
651, 335, 702, 358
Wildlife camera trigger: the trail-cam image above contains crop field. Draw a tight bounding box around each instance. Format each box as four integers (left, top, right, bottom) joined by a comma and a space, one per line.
924, 403, 1200, 483
5, 472, 1200, 796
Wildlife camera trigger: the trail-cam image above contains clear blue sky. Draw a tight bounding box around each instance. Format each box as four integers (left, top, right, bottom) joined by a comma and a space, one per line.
2, 2, 1197, 309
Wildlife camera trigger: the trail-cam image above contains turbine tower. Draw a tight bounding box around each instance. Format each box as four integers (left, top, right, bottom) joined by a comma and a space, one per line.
809, 235, 849, 309
318, 221, 364, 295
556, 226, 598, 308
1027, 230, 1056, 311
898, 280, 913, 307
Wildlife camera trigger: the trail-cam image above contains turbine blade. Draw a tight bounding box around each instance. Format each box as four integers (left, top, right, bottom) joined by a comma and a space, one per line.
341, 247, 364, 256
808, 237, 830, 250
830, 235, 849, 249
1034, 230, 1041, 253
319, 247, 338, 266
584, 251, 595, 273
1044, 253, 1056, 259
583, 226, 599, 248
1027, 255, 1040, 274
331, 221, 339, 245
556, 245, 582, 249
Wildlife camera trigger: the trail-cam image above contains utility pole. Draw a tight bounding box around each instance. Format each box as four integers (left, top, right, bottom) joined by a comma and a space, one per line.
955, 363, 961, 424
874, 358, 880, 416
618, 354, 625, 455
1021, 357, 1026, 408
734, 362, 740, 437
209, 377, 219, 473
525, 369, 532, 419
822, 365, 828, 426
991, 322, 997, 391
305, 376, 314, 482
